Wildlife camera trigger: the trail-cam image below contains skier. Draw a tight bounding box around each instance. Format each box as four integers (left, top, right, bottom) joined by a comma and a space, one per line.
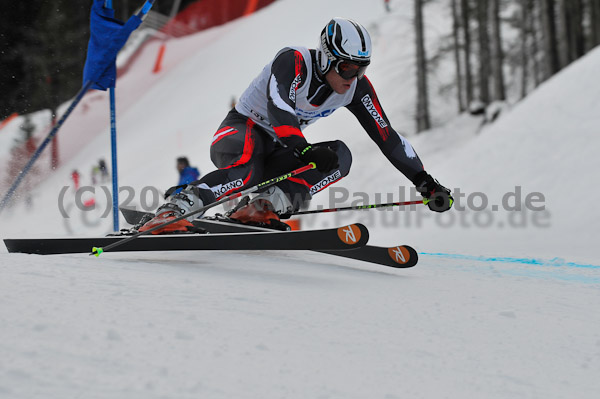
91, 164, 100, 185
98, 159, 109, 183
176, 156, 201, 186
139, 17, 453, 234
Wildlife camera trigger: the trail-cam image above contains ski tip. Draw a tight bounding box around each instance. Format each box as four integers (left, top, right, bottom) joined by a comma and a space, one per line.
387, 245, 418, 268
336, 223, 369, 246
91, 247, 104, 257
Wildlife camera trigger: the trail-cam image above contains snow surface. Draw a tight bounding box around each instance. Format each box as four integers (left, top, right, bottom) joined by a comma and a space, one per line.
1, 0, 599, 398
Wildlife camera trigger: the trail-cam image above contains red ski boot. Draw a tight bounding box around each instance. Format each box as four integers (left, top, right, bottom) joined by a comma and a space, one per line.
138, 209, 195, 234
230, 199, 281, 226
229, 186, 295, 230
138, 185, 215, 234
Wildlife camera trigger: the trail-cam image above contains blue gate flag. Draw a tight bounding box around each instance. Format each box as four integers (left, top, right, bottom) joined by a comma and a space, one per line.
83, 0, 143, 90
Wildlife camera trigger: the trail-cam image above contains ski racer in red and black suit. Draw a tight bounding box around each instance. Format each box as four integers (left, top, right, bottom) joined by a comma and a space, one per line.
139, 17, 453, 233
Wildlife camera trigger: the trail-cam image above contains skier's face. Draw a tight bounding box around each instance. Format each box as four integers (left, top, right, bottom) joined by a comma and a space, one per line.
325, 69, 356, 94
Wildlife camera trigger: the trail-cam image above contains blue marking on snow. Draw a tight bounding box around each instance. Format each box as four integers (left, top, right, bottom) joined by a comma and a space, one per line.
420, 252, 600, 269
420, 252, 600, 284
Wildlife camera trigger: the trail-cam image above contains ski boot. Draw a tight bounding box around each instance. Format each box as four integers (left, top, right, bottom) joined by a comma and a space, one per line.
228, 186, 294, 231
138, 184, 215, 234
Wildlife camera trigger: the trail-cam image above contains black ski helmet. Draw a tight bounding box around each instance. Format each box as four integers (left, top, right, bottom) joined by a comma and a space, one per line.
317, 18, 372, 77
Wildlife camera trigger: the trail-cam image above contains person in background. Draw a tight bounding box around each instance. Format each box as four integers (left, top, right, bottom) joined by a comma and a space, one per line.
91, 164, 100, 185
177, 156, 201, 186
384, 0, 391, 12
98, 158, 109, 183
71, 170, 80, 190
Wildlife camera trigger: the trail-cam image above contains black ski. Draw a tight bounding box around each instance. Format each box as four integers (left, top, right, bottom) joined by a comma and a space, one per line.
316, 246, 418, 268
119, 207, 418, 268
195, 218, 418, 269
4, 224, 368, 255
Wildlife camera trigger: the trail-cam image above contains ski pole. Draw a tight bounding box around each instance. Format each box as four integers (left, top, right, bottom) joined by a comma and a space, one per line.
91, 163, 316, 256
279, 200, 425, 219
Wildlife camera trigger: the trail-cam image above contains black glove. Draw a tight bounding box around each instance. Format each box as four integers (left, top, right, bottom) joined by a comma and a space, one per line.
294, 144, 339, 172
413, 171, 454, 212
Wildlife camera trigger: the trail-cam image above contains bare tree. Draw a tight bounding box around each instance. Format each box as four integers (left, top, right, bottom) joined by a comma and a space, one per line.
477, 0, 491, 105
539, 0, 561, 78
414, 0, 431, 132
591, 0, 600, 47
571, 0, 585, 58
490, 0, 506, 100
451, 0, 466, 112
520, 0, 530, 98
529, 0, 542, 87
460, 0, 474, 107
559, 0, 585, 64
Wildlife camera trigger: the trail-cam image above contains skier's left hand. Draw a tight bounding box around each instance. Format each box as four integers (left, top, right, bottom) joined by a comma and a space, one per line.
294, 143, 339, 172
413, 171, 454, 212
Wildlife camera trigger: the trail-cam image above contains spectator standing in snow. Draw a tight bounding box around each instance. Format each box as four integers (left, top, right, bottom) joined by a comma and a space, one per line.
71, 170, 80, 190
98, 159, 109, 183
91, 164, 100, 185
177, 157, 201, 185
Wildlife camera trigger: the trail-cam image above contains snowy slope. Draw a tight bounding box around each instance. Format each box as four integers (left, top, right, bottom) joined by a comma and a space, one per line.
1, 250, 598, 399
1, 0, 599, 398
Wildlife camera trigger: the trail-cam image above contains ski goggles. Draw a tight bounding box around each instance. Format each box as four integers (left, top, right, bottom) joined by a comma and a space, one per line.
334, 60, 368, 80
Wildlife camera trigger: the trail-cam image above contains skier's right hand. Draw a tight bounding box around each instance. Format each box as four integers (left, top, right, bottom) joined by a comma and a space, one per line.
294, 143, 339, 172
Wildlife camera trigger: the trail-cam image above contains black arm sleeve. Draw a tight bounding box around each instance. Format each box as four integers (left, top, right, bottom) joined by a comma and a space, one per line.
346, 76, 425, 182
266, 48, 308, 149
